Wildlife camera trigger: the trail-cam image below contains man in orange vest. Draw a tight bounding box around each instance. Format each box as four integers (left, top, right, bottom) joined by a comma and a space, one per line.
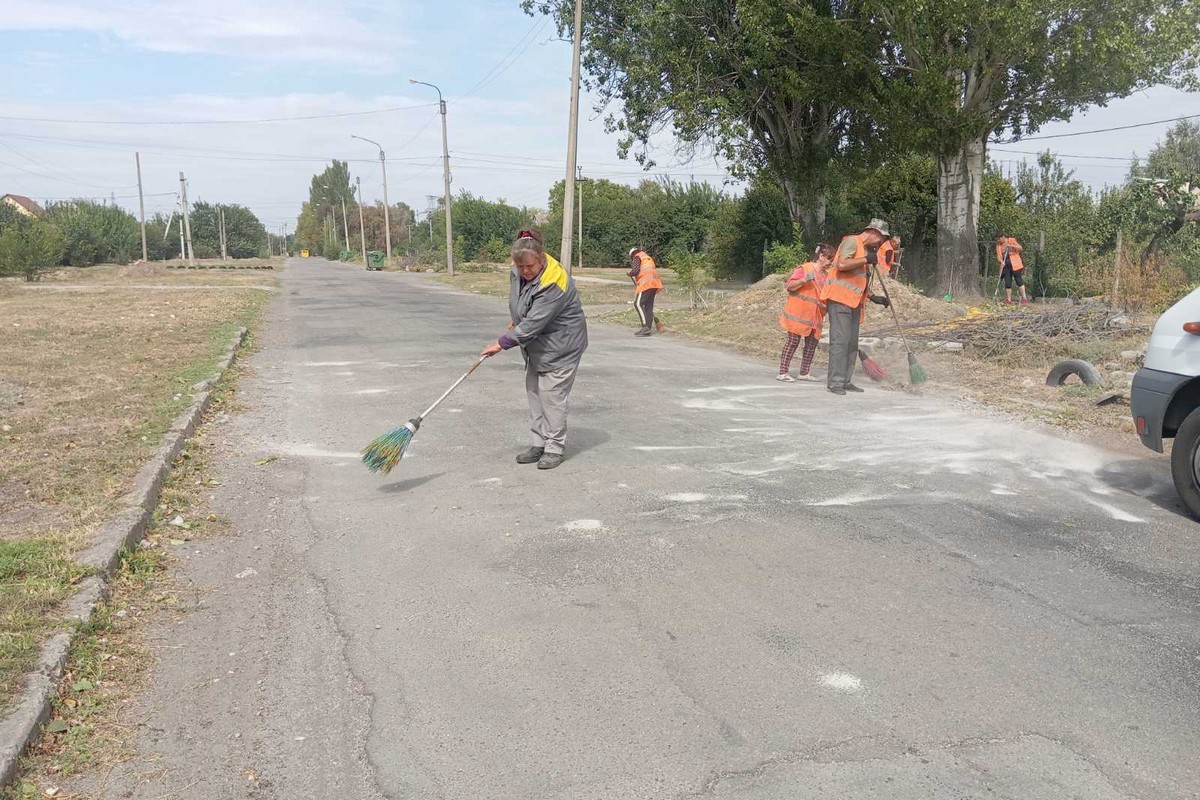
778, 243, 834, 382
628, 247, 664, 336
996, 234, 1029, 305
820, 219, 892, 395
878, 235, 901, 277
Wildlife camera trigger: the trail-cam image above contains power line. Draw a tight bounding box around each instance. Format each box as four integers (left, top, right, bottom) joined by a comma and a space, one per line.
990, 147, 1135, 162
997, 112, 1200, 143
456, 17, 553, 103
0, 103, 439, 126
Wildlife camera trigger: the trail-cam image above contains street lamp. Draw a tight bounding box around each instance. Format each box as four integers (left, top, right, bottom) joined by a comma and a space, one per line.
351, 135, 393, 268
410, 78, 454, 277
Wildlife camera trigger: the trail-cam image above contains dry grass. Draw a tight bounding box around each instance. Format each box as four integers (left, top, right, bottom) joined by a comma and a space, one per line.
0, 263, 271, 709
433, 268, 647, 306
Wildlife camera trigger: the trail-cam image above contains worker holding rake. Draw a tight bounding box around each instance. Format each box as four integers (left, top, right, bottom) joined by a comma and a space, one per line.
777, 243, 834, 382
996, 234, 1030, 306
480, 229, 588, 470
821, 219, 892, 395
629, 247, 664, 336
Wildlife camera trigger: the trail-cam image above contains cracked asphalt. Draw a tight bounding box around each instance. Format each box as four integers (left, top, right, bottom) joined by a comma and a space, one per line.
88, 258, 1199, 798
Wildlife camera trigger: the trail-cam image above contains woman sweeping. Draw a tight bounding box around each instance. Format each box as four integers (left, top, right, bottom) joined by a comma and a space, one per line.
777, 243, 834, 382
480, 229, 588, 470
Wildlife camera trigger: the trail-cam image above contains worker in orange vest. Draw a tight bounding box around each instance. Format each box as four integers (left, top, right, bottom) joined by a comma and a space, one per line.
877, 235, 901, 277
628, 247, 664, 336
820, 219, 892, 395
996, 234, 1029, 305
777, 243, 835, 382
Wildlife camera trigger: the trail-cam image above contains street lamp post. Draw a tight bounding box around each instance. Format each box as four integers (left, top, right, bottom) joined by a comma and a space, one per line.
410, 79, 454, 277
356, 177, 368, 267
351, 135, 393, 268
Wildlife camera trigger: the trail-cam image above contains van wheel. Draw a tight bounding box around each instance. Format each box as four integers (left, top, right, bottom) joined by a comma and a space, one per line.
1169, 406, 1200, 520
1046, 359, 1103, 387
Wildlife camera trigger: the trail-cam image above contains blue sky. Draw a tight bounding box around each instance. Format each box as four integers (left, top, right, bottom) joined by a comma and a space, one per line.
0, 0, 1195, 234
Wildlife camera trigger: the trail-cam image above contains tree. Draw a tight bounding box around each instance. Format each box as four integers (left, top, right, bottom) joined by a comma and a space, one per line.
1131, 121, 1200, 266
424, 192, 532, 265
46, 201, 139, 266
0, 217, 65, 281
523, 0, 885, 241
187, 202, 269, 259
873, 0, 1200, 296
707, 180, 794, 279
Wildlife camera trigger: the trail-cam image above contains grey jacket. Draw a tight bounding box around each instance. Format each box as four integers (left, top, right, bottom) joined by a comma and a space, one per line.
501, 254, 588, 372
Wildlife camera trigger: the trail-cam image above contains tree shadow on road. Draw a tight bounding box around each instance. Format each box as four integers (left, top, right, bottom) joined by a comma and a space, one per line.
379, 472, 445, 493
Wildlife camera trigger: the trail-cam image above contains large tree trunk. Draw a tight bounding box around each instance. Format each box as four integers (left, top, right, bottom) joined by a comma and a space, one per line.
936, 137, 985, 297
780, 174, 827, 244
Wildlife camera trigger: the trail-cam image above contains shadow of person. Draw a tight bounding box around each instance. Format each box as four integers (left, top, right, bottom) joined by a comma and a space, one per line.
1095, 459, 1193, 521
379, 472, 445, 493
568, 427, 612, 459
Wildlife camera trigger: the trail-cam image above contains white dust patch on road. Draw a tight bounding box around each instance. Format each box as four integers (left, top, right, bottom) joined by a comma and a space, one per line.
476, 477, 502, 486
235, 568, 258, 579
809, 491, 889, 507
562, 519, 606, 532
688, 385, 787, 393
664, 492, 749, 503
991, 485, 1018, 496
301, 361, 362, 367
446, 409, 463, 413
1087, 499, 1146, 523
275, 443, 365, 460
354, 388, 390, 395
335, 371, 356, 377
632, 445, 716, 451
821, 673, 863, 693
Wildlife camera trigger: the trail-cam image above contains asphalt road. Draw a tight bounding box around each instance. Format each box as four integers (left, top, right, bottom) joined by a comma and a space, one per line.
89, 258, 1199, 799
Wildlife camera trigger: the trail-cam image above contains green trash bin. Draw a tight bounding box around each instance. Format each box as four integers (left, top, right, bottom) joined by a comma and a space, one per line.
366, 250, 386, 271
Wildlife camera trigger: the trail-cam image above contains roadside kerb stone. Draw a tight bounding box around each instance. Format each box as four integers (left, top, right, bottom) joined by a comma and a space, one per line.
0, 327, 248, 788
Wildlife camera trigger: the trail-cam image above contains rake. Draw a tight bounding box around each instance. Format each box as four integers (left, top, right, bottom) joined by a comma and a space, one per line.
872, 265, 928, 384
361, 356, 489, 474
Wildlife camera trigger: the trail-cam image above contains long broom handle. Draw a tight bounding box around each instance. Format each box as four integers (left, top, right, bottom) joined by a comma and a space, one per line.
417, 357, 488, 420
871, 265, 915, 353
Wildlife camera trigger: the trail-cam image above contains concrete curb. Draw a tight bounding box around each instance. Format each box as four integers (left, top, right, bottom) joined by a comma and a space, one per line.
0, 327, 249, 788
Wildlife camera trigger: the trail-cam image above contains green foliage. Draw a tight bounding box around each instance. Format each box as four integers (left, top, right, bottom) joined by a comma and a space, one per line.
0, 217, 65, 281
427, 192, 533, 263
666, 247, 713, 309
764, 240, 811, 276
187, 202, 268, 259
707, 181, 794, 280
46, 201, 139, 266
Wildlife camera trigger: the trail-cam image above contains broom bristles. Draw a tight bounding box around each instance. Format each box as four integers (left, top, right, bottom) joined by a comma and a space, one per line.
907, 353, 928, 384
361, 423, 415, 475
859, 350, 886, 382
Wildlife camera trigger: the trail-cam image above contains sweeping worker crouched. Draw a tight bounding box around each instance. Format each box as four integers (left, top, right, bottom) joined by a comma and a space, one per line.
480, 229, 588, 470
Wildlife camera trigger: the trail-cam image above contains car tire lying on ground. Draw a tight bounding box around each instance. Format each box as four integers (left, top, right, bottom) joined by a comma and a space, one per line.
1046, 358, 1103, 387
1170, 407, 1200, 520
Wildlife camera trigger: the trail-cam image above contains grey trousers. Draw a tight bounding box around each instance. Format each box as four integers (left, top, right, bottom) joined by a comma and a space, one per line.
826, 299, 861, 390
525, 359, 580, 455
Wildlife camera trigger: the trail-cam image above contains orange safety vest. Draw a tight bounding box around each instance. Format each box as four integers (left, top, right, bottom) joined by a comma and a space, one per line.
821, 235, 869, 310
997, 237, 1025, 271
877, 240, 896, 277
633, 251, 664, 294
780, 262, 826, 337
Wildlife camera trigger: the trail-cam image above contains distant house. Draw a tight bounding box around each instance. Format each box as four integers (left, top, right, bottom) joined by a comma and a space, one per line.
1, 194, 45, 218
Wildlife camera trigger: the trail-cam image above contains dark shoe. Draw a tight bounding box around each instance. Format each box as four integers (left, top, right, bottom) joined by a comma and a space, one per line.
537, 453, 565, 470
516, 446, 545, 464
634, 327, 652, 337
844, 383, 865, 393
827, 386, 846, 395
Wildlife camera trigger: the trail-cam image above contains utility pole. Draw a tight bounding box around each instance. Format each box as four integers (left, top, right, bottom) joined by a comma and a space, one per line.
559, 0, 584, 273
219, 207, 228, 261
351, 136, 392, 268
341, 196, 351, 251
577, 167, 587, 272
425, 195, 438, 242
410, 79, 454, 276
175, 195, 185, 260
135, 152, 148, 261
178, 172, 195, 265
356, 177, 367, 266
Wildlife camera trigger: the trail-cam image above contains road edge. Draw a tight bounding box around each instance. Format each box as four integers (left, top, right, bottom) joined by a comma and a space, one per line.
0, 326, 250, 787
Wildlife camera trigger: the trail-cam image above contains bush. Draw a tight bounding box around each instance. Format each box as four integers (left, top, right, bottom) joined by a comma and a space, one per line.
46, 201, 139, 266
666, 247, 713, 309
0, 218, 65, 281
764, 240, 812, 275
477, 237, 511, 264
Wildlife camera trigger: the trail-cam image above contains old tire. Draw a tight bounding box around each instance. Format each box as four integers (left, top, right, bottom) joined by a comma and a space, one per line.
1170, 406, 1200, 520
1046, 359, 1103, 387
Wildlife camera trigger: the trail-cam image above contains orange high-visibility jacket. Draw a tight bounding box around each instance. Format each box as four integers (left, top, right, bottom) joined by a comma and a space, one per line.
821, 234, 869, 310
632, 251, 664, 294
780, 262, 826, 337
997, 237, 1025, 271
877, 240, 896, 277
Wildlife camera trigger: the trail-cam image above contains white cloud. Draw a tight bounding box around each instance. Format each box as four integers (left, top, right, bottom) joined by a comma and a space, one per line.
0, 0, 406, 69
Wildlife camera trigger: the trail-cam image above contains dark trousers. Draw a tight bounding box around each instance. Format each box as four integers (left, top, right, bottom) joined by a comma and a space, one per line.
636, 289, 658, 329
826, 300, 860, 389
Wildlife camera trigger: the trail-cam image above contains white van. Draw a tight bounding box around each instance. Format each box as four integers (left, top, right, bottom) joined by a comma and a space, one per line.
1131, 285, 1200, 517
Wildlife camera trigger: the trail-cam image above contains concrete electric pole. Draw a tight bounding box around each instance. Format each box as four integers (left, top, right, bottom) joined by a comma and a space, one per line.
356, 177, 367, 266
135, 152, 148, 261
559, 0, 584, 273
178, 172, 195, 265
410, 79, 454, 276
352, 135, 392, 268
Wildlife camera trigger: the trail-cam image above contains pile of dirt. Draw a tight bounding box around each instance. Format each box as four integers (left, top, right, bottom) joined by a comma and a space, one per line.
706, 272, 968, 334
